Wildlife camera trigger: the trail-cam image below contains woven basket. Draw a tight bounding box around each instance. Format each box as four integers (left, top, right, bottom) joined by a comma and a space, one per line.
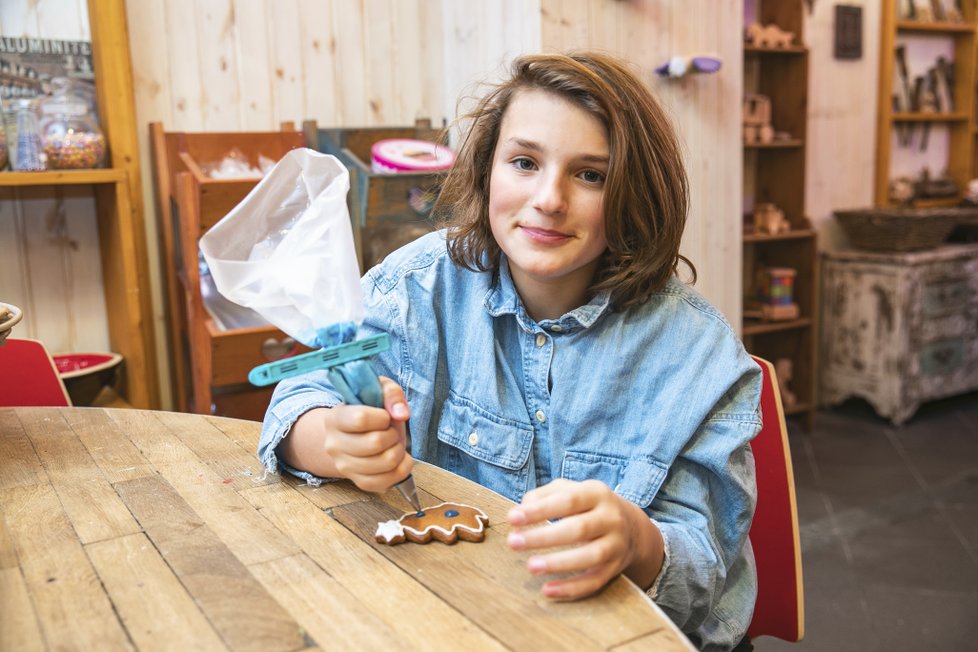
833, 207, 975, 252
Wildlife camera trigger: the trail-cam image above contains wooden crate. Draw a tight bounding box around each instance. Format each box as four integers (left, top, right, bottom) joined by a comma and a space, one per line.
149, 123, 310, 416
304, 119, 448, 270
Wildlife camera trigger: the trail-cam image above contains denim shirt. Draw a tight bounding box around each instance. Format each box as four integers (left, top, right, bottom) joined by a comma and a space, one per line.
261, 230, 761, 651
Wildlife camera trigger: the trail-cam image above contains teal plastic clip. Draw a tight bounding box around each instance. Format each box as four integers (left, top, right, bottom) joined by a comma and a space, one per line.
248, 333, 392, 386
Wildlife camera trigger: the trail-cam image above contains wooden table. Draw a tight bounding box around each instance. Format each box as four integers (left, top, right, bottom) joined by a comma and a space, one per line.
0, 407, 694, 651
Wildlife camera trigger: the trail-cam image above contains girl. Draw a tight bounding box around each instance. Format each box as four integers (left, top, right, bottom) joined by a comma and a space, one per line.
261, 52, 761, 651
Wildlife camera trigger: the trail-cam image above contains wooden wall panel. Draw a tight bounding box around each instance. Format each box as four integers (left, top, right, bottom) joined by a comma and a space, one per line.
540, 0, 743, 324
804, 0, 881, 250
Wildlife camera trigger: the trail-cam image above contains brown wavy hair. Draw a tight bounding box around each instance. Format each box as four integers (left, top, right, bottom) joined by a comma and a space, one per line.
435, 51, 695, 311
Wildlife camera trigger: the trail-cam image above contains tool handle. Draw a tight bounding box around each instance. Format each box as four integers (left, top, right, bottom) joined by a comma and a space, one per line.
248, 333, 391, 386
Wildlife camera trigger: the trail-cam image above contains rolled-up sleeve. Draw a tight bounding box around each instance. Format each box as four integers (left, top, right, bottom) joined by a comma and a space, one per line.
258, 369, 343, 485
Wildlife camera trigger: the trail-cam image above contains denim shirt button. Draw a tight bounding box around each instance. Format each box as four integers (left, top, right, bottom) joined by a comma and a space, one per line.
550, 324, 563, 332
535, 333, 546, 347
535, 410, 546, 423
468, 432, 479, 446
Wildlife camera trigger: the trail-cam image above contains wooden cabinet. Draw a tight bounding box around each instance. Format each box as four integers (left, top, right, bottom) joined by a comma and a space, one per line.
0, 0, 159, 408
820, 244, 978, 425
742, 0, 817, 430
303, 120, 447, 271
875, 2, 977, 207
149, 124, 309, 419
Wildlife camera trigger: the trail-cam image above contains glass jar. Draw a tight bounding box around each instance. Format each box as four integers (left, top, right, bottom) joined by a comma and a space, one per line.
10, 98, 44, 171
38, 78, 106, 169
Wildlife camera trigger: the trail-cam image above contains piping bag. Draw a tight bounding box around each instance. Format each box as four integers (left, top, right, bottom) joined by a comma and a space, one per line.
199, 148, 421, 513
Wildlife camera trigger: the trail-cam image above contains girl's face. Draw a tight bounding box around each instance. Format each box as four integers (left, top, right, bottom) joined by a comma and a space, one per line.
488, 88, 609, 315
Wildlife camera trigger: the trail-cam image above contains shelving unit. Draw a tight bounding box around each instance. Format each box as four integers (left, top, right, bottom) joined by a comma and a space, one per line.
0, 0, 159, 408
149, 123, 306, 419
743, 0, 817, 430
875, 3, 977, 206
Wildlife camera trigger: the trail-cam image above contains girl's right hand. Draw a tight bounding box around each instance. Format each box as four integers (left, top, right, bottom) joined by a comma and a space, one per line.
283, 377, 412, 492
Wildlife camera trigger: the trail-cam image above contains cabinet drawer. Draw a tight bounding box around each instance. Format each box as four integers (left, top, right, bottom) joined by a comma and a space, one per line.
922, 279, 970, 318
206, 321, 308, 385
919, 338, 965, 377
212, 385, 276, 421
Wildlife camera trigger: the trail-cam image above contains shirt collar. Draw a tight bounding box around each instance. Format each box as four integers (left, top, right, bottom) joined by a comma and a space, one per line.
483, 257, 611, 333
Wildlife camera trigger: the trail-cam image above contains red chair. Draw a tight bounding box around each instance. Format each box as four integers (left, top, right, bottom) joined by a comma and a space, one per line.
0, 338, 72, 407
747, 355, 804, 642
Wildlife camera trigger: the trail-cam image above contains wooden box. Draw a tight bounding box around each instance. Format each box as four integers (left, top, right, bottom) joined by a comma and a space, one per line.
303, 119, 448, 270
150, 123, 310, 418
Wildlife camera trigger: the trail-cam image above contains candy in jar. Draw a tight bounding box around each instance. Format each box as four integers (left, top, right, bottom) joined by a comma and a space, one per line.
38, 78, 106, 169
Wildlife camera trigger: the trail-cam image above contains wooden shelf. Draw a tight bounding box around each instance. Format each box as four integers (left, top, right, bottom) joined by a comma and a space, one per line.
743, 228, 816, 244
877, 4, 978, 206
910, 196, 962, 208
744, 45, 808, 55
891, 112, 970, 122
0, 168, 126, 186
744, 139, 804, 149
896, 20, 976, 33
743, 318, 812, 337
742, 1, 817, 431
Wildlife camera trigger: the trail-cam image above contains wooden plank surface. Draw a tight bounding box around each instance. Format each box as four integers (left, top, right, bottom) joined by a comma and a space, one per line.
0, 409, 47, 490
0, 406, 693, 651
1, 483, 132, 650
17, 408, 141, 544
86, 533, 229, 651
0, 567, 45, 652
241, 483, 508, 651
114, 475, 305, 652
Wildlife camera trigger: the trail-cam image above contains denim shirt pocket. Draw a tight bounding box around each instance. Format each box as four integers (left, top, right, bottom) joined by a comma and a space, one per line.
436, 394, 534, 503
562, 451, 668, 508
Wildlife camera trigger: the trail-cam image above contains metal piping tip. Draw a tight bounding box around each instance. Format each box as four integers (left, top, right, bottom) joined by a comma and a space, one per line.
394, 474, 422, 513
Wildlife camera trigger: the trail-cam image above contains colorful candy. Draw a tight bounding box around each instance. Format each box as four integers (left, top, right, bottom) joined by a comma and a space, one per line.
43, 131, 105, 169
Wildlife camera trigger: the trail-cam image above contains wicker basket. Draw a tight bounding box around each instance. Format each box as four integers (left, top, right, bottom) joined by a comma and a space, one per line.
833, 207, 975, 252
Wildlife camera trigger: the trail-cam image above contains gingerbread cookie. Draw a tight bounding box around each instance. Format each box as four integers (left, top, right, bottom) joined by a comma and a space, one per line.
375, 501, 489, 545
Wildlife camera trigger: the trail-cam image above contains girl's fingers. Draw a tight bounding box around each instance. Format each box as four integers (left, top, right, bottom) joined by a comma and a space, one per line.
508, 479, 606, 526
330, 403, 391, 434
524, 538, 614, 576
327, 424, 402, 458
379, 376, 411, 421
508, 510, 613, 551
540, 565, 615, 601
334, 442, 414, 489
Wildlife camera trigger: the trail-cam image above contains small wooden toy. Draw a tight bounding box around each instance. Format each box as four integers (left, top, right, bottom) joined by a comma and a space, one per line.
756, 267, 800, 321
774, 358, 798, 408
753, 202, 790, 235
745, 23, 795, 48
743, 94, 774, 144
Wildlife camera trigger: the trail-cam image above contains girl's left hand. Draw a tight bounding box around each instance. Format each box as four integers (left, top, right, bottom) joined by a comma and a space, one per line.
506, 479, 662, 600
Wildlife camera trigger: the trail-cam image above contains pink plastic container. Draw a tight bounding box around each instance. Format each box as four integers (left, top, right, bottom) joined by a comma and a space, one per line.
370, 138, 454, 174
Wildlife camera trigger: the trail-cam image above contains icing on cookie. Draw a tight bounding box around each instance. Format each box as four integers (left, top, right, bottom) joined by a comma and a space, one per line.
375, 520, 405, 542
375, 501, 489, 545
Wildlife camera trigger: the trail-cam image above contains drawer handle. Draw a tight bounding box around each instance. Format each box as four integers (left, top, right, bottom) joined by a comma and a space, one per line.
262, 337, 298, 362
